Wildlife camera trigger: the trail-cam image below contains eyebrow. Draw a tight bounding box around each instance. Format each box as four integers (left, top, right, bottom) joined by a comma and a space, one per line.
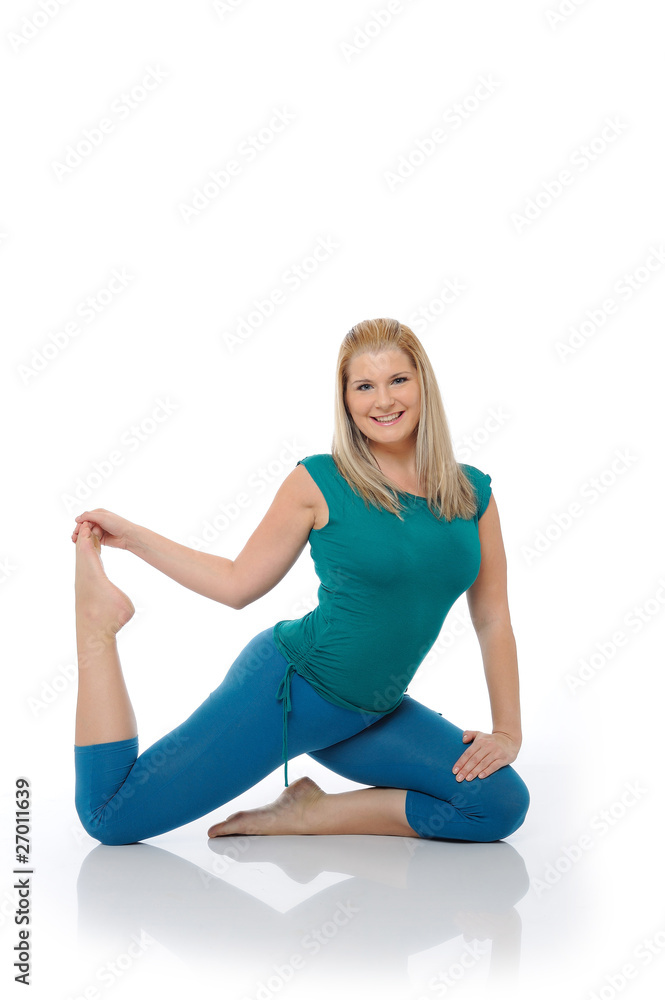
350, 371, 412, 385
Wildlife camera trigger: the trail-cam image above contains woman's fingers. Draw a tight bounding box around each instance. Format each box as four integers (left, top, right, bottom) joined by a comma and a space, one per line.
72, 509, 118, 545
74, 509, 107, 530
71, 515, 103, 542
454, 746, 490, 781
465, 749, 502, 780
452, 731, 513, 781
452, 730, 481, 777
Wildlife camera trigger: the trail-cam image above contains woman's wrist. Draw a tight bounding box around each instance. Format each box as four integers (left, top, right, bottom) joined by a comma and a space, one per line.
125, 521, 146, 555
492, 727, 522, 747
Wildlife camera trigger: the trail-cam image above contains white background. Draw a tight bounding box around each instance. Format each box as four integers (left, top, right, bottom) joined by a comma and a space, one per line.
1, 1, 664, 998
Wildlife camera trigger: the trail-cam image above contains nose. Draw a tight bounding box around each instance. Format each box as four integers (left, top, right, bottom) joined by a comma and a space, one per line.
375, 385, 395, 409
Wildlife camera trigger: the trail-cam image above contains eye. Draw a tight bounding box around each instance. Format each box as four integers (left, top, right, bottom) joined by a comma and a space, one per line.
356, 377, 408, 391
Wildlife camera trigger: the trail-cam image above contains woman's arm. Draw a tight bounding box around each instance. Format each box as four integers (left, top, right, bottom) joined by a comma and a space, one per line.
452, 493, 523, 780
126, 526, 240, 607
466, 493, 522, 739
73, 464, 317, 610
475, 620, 522, 745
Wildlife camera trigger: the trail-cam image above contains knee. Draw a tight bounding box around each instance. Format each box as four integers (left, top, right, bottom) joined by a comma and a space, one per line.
486, 770, 530, 841
76, 803, 137, 847
83, 823, 137, 847
91, 826, 138, 847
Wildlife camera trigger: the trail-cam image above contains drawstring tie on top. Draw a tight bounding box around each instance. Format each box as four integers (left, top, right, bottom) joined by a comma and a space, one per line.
275, 661, 295, 787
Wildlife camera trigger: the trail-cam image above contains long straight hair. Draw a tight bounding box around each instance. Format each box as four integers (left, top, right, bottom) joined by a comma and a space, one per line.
331, 318, 478, 522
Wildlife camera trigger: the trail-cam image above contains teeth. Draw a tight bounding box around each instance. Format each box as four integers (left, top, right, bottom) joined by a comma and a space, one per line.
373, 412, 402, 423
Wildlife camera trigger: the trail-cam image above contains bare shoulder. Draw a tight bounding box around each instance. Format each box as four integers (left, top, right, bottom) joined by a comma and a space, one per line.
284, 462, 316, 498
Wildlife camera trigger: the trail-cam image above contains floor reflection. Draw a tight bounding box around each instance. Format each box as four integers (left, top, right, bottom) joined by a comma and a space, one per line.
76, 834, 529, 995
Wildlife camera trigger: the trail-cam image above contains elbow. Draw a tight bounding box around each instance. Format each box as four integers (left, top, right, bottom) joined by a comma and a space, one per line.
223, 562, 245, 610
223, 591, 244, 611
228, 589, 252, 611
226, 575, 261, 610
231, 592, 262, 611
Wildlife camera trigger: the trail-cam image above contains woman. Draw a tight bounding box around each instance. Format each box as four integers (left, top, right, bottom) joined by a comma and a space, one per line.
71, 318, 529, 846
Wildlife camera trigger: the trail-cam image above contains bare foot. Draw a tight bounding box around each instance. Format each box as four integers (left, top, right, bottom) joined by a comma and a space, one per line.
75, 521, 135, 637
208, 776, 326, 838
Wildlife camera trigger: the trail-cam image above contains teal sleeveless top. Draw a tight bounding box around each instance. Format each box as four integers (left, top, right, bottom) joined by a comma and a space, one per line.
273, 453, 492, 785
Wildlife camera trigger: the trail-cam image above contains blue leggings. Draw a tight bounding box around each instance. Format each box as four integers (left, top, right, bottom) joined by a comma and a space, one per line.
74, 626, 530, 846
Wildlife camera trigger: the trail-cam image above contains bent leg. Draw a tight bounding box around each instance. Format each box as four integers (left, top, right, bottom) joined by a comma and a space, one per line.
308, 695, 530, 842
74, 628, 389, 846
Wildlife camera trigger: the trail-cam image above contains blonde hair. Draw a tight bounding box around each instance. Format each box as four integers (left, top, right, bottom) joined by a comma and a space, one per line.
331, 318, 478, 522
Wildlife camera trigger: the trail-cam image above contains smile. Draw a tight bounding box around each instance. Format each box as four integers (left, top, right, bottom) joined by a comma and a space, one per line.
370, 411, 404, 425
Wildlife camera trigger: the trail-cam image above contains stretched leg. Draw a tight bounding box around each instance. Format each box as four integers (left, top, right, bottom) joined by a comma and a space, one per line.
306, 695, 530, 842
74, 522, 136, 745
74, 604, 401, 846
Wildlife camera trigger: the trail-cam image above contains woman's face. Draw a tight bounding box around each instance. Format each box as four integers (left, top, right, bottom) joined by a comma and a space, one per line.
344, 349, 421, 447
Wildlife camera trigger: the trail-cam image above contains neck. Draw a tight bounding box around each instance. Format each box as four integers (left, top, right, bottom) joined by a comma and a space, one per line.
368, 441, 418, 476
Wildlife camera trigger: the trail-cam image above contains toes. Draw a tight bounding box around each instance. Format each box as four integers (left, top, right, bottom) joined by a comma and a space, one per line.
209, 823, 237, 838
208, 812, 243, 838
76, 521, 99, 548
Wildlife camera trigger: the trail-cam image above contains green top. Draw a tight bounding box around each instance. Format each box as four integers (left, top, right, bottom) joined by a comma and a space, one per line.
273, 453, 492, 785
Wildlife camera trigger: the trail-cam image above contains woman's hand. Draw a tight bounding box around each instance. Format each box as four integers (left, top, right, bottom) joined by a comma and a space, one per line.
71, 509, 136, 550
451, 730, 521, 782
